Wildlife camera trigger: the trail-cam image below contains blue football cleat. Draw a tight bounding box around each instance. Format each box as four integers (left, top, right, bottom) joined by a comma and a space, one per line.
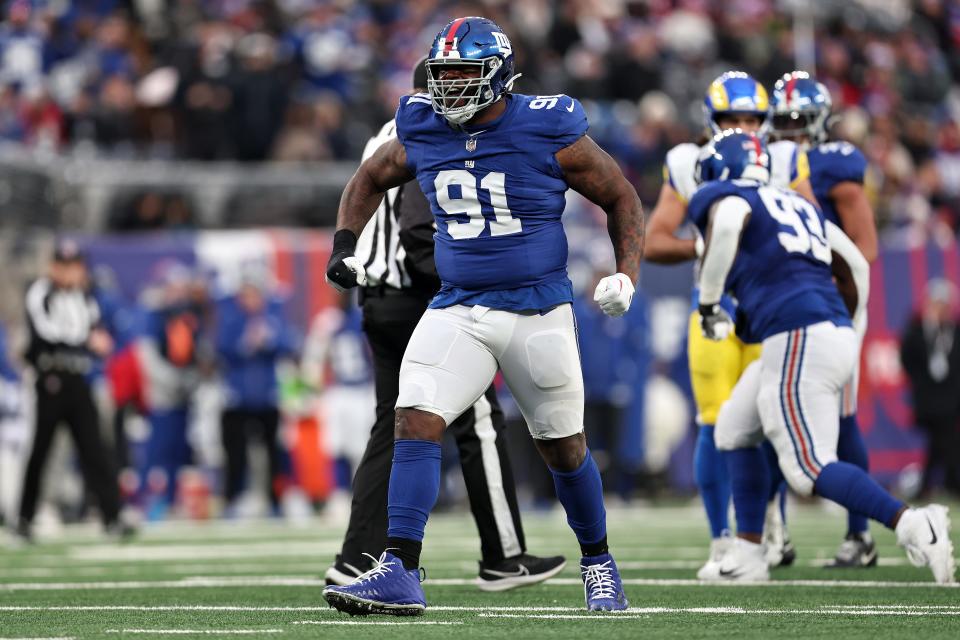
322, 552, 426, 616
580, 553, 629, 612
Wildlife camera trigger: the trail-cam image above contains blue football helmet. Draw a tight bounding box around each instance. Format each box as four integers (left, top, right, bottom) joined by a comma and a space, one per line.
426, 16, 520, 125
695, 129, 771, 185
771, 71, 832, 146
703, 71, 771, 138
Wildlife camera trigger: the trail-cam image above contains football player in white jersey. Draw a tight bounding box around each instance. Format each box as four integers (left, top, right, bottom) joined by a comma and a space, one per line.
644, 71, 814, 578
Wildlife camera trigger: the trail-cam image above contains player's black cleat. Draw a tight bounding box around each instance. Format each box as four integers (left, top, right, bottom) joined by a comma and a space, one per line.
779, 538, 797, 567
828, 532, 878, 568
324, 555, 367, 586
476, 553, 567, 592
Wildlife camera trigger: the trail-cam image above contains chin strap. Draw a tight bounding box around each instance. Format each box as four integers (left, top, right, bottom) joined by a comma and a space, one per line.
503, 73, 522, 92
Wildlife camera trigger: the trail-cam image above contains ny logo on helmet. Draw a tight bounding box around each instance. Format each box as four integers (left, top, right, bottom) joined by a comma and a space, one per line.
492, 31, 512, 55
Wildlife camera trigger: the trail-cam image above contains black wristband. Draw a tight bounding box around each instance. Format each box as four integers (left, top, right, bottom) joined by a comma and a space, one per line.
332, 229, 358, 255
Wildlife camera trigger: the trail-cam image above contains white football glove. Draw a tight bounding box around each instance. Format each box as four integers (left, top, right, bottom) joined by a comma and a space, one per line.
325, 255, 367, 292
593, 273, 635, 317
698, 303, 734, 341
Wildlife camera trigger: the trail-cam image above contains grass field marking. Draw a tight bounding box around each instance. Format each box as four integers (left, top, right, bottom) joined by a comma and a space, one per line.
477, 608, 960, 619
0, 606, 333, 612
429, 577, 960, 589
291, 621, 462, 626
4, 605, 960, 615
104, 631, 283, 635
3, 576, 959, 590
614, 558, 952, 570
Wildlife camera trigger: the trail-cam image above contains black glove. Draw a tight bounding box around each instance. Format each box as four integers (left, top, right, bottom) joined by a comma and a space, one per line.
325, 230, 366, 292
698, 302, 734, 341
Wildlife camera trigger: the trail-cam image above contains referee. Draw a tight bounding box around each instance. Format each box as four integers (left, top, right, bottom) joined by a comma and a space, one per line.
15, 241, 130, 542
324, 60, 565, 591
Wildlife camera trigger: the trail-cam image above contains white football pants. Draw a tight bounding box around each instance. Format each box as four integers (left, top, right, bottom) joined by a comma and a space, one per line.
396, 303, 584, 440
715, 321, 858, 495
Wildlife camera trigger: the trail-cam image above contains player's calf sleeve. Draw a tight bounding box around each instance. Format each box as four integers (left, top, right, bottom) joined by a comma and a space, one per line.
386, 439, 442, 569
550, 450, 608, 556
762, 441, 788, 523
814, 462, 904, 529
694, 425, 731, 538
727, 447, 769, 536
837, 414, 870, 535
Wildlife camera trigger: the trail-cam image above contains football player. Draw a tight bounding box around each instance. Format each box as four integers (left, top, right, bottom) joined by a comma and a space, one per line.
322, 17, 642, 614
771, 71, 879, 568
690, 129, 955, 585
644, 71, 809, 577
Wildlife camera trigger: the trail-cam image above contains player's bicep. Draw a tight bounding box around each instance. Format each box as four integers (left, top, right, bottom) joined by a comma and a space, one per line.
831, 181, 877, 262
555, 134, 634, 209
361, 138, 415, 192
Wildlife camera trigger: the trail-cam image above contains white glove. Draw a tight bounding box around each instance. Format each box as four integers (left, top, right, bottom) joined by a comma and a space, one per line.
698, 302, 734, 341
325, 255, 367, 292
593, 273, 635, 317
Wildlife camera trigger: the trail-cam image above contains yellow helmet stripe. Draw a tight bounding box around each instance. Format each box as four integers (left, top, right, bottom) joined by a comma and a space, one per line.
708, 80, 730, 110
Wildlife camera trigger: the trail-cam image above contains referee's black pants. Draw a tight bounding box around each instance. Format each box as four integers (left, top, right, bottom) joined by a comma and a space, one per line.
338, 289, 527, 569
19, 371, 121, 526
221, 407, 281, 509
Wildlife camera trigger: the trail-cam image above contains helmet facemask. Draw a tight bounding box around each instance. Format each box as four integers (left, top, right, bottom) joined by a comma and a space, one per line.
426, 56, 511, 125
772, 108, 829, 149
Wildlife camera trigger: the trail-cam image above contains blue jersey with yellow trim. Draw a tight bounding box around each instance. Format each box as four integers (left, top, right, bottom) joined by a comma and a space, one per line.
395, 92, 587, 311
808, 141, 868, 228
688, 180, 851, 342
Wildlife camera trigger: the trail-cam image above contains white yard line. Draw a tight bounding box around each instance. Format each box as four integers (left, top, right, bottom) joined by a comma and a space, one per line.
478, 608, 960, 619
5, 604, 960, 619
291, 621, 461, 626
104, 631, 282, 635
5, 604, 960, 614
1, 576, 958, 591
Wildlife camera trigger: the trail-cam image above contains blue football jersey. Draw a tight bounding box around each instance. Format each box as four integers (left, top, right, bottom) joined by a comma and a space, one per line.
395, 92, 588, 311
808, 141, 868, 228
688, 180, 851, 342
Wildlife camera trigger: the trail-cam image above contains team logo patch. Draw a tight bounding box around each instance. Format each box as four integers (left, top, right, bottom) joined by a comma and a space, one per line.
466, 138, 477, 152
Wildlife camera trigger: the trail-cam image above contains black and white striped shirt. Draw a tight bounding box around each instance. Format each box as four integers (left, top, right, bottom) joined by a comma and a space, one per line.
355, 120, 412, 290
24, 278, 100, 372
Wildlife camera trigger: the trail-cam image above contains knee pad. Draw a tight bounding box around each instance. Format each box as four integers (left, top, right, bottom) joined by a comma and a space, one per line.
531, 400, 583, 440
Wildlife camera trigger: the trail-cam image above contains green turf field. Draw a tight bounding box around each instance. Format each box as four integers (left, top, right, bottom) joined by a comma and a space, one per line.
1, 503, 958, 639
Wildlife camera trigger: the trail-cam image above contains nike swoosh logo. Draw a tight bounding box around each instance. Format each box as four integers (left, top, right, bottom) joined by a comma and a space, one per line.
926, 516, 938, 545
718, 568, 742, 578
469, 130, 487, 137
484, 566, 530, 578
566, 100, 575, 112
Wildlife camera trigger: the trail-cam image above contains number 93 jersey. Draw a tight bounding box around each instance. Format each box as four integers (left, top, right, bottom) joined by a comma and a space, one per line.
688, 180, 851, 343
395, 92, 588, 312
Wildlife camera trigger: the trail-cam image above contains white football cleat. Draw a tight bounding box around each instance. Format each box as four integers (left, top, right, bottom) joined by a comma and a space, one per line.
895, 505, 956, 584
696, 533, 734, 580
707, 538, 770, 583
763, 498, 796, 567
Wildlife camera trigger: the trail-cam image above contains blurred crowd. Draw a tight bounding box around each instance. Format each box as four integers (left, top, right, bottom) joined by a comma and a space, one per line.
0, 239, 659, 529
0, 1, 958, 236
